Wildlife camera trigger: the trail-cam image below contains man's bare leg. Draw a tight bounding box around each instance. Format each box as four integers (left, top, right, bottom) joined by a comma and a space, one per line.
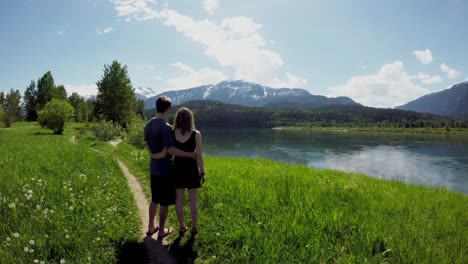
147, 201, 158, 234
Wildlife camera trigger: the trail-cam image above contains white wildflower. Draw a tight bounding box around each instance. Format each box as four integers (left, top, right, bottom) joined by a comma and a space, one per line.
29, 249, 34, 253
8, 202, 15, 209
6, 237, 11, 241
65, 235, 70, 239
29, 240, 35, 245
24, 247, 29, 252
13, 233, 19, 238
60, 259, 66, 264
34, 260, 39, 263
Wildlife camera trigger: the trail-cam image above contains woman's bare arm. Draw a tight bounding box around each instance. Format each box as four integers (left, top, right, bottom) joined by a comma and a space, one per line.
195, 131, 205, 183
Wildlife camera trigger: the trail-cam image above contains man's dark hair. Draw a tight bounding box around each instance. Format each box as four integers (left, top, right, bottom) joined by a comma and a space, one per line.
156, 96, 172, 113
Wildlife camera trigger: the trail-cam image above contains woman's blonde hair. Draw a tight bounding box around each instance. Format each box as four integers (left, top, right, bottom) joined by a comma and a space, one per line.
173, 107, 195, 135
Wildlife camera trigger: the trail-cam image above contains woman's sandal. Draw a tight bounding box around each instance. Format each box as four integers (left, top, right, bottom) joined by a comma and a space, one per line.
157, 227, 173, 240
146, 226, 159, 236
191, 225, 198, 234
179, 226, 188, 235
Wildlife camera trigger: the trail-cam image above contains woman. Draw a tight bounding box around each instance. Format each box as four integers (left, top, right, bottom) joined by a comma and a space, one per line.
171, 107, 205, 234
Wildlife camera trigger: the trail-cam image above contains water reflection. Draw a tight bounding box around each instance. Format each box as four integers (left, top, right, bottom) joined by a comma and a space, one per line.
201, 129, 468, 194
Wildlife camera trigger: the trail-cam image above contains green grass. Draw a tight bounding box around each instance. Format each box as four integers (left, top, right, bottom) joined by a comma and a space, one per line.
97, 134, 467, 263
0, 123, 140, 263
13, 122, 465, 263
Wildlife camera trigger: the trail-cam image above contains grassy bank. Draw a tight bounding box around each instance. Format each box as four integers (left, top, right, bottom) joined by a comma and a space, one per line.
277, 126, 468, 135
95, 134, 467, 263
0, 123, 140, 263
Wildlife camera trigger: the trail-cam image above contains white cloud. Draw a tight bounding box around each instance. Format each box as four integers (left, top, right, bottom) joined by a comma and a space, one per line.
133, 64, 156, 71
65, 84, 98, 97
440, 63, 461, 79
113, 0, 159, 21
57, 30, 66, 36
166, 62, 226, 90
96, 27, 114, 35
328, 61, 430, 108
412, 49, 433, 64
112, 1, 307, 88
413, 73, 442, 84
203, 0, 218, 15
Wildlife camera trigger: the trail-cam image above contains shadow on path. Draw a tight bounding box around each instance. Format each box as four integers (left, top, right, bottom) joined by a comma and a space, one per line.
116, 234, 198, 264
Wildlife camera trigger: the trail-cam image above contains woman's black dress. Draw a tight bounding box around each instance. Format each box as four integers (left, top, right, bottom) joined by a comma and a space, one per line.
173, 131, 201, 189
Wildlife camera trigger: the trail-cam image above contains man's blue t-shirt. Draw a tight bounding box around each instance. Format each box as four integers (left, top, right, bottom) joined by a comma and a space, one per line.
144, 118, 175, 176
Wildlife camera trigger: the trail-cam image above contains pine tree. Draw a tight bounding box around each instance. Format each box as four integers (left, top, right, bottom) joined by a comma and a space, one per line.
96, 61, 135, 127
24, 80, 38, 121
3, 89, 22, 127
37, 71, 56, 110
54, 85, 68, 100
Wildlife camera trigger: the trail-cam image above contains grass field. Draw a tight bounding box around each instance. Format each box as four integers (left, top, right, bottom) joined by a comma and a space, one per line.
2, 122, 467, 263
0, 123, 140, 263
85, 127, 468, 263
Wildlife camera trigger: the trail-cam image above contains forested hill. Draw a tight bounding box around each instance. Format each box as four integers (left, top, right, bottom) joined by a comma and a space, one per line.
397, 82, 468, 120
146, 100, 468, 129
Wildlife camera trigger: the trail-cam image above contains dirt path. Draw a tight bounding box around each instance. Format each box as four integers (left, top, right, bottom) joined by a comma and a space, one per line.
117, 160, 176, 264
109, 138, 122, 147
70, 136, 176, 263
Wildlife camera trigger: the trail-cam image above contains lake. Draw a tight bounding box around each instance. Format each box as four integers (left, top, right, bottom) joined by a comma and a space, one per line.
201, 129, 468, 194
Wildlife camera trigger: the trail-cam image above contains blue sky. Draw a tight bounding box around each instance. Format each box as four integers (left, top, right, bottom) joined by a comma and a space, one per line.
1, 0, 467, 107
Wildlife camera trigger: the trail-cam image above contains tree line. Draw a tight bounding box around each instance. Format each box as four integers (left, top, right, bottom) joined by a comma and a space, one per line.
146, 100, 468, 130
1, 60, 145, 134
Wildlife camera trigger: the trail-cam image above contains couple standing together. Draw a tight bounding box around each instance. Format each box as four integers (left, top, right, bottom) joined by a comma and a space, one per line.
144, 96, 205, 240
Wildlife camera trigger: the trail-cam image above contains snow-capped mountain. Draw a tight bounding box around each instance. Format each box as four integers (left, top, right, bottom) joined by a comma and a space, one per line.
144, 80, 358, 109
134, 86, 159, 100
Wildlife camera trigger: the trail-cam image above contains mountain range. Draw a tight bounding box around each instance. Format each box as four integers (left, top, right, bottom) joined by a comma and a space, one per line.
136, 80, 468, 121
143, 80, 358, 110
397, 82, 468, 120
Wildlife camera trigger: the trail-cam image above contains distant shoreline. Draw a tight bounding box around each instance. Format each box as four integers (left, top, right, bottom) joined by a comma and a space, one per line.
274, 126, 468, 135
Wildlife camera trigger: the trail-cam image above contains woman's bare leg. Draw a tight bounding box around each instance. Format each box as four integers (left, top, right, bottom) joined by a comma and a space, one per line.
188, 188, 198, 230
175, 188, 186, 230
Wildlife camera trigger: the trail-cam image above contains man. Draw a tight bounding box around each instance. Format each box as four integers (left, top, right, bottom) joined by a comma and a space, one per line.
144, 96, 195, 239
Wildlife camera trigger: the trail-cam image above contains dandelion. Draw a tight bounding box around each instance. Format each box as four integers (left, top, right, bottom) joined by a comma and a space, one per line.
216, 232, 220, 236
13, 233, 19, 238
29, 249, 34, 253
69, 206, 74, 211
6, 237, 11, 242
34, 260, 39, 263
40, 261, 45, 264
24, 247, 29, 252
65, 235, 70, 239
60, 259, 66, 264
96, 237, 101, 241
29, 240, 35, 245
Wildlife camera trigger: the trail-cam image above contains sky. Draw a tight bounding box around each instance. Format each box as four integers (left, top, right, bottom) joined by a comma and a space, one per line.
0, 0, 467, 108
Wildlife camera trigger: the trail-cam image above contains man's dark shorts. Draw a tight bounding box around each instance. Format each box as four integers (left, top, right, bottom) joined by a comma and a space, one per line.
150, 174, 175, 206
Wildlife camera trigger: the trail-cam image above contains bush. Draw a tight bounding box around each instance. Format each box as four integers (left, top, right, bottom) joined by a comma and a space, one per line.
89, 120, 122, 141
38, 99, 74, 134
125, 116, 146, 149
